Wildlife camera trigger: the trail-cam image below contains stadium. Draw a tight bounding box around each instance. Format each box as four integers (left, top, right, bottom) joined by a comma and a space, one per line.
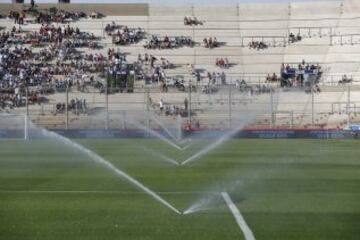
1, 0, 360, 239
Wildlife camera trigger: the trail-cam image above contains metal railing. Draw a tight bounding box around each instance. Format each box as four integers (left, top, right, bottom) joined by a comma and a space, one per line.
1, 82, 360, 130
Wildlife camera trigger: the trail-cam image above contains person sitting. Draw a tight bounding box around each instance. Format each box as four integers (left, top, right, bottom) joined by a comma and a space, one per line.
224, 58, 229, 68
272, 73, 278, 81
184, 17, 190, 25
208, 37, 213, 48
248, 41, 268, 50
289, 32, 295, 42
216, 58, 225, 68
213, 37, 218, 48
192, 17, 200, 25
203, 38, 209, 48
296, 32, 302, 41
266, 73, 278, 82
266, 73, 272, 82
339, 74, 353, 85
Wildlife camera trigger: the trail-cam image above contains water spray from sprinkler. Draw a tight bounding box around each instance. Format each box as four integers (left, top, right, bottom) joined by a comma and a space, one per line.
39, 128, 181, 214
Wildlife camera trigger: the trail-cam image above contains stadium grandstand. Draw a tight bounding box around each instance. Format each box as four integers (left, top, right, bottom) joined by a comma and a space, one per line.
1, 0, 360, 130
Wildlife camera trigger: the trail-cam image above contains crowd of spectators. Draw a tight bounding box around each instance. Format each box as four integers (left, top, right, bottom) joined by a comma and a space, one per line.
55, 98, 87, 114
9, 7, 88, 25
106, 22, 145, 45
23, 24, 99, 49
1, 7, 201, 112
248, 41, 268, 50
36, 8, 87, 24
3, 6, 328, 116
0, 46, 48, 110
207, 71, 227, 85
8, 11, 26, 25
281, 60, 322, 88
144, 35, 194, 49
0, 23, 108, 111
0, 29, 25, 47
184, 16, 202, 26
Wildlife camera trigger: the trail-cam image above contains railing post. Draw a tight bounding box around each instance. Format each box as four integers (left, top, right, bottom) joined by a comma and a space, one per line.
24, 114, 28, 141
330, 33, 333, 46
102, 20, 105, 39
188, 80, 192, 126
65, 85, 69, 130
311, 86, 315, 127
347, 85, 351, 126
105, 76, 109, 130
270, 89, 274, 127
146, 88, 150, 133
122, 111, 126, 130
228, 85, 232, 129
25, 85, 29, 117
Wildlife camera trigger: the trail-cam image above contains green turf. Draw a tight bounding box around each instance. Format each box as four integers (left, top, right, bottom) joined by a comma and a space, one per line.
0, 139, 360, 240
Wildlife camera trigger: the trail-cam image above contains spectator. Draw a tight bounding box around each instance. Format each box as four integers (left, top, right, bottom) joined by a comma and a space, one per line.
203, 37, 218, 48
144, 35, 193, 49
216, 58, 229, 68
159, 98, 164, 114
289, 32, 302, 43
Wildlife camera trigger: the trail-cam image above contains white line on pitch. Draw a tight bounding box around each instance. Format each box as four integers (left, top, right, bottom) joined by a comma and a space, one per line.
0, 190, 219, 195
221, 192, 256, 240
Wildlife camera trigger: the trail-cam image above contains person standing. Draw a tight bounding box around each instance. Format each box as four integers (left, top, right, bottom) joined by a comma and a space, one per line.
159, 98, 164, 115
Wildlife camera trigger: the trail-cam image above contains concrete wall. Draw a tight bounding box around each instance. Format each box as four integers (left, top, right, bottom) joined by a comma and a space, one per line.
0, 3, 149, 16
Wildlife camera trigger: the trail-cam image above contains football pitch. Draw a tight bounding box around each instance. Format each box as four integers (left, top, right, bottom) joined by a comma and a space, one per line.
0, 139, 360, 240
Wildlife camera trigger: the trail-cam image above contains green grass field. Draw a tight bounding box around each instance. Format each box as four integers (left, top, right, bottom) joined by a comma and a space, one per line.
1, 138, 360, 240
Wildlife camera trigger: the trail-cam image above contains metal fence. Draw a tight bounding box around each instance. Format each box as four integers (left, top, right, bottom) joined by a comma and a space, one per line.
3, 81, 360, 130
